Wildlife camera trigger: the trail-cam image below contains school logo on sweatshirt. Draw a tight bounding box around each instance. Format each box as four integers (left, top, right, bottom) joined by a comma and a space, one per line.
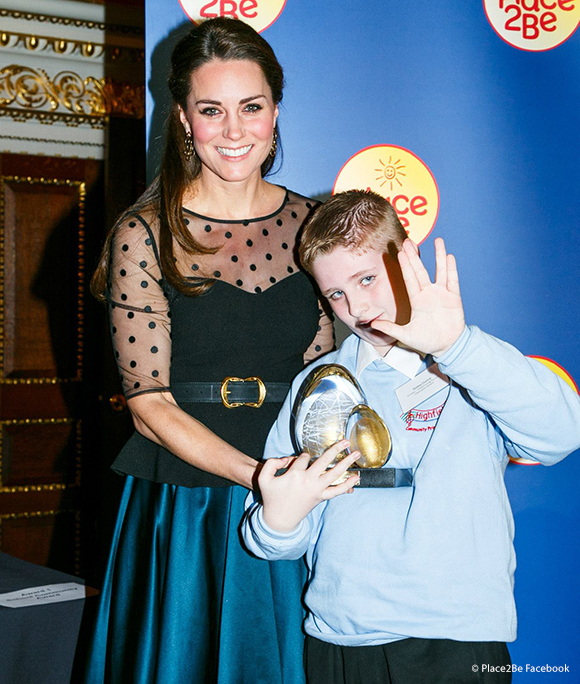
484, 0, 580, 51
333, 145, 439, 246
401, 402, 445, 432
180, 0, 286, 32
509, 355, 578, 465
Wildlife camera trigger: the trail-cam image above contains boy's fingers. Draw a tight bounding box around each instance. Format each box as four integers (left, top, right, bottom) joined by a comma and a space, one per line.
403, 239, 431, 289
322, 473, 360, 499
434, 237, 448, 285
446, 254, 461, 295
260, 456, 291, 482
309, 440, 350, 475
369, 318, 394, 335
370, 318, 406, 345
292, 452, 314, 471
320, 451, 360, 485
398, 250, 421, 299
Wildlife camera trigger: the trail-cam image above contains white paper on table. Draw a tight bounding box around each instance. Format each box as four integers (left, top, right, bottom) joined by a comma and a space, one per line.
0, 582, 89, 608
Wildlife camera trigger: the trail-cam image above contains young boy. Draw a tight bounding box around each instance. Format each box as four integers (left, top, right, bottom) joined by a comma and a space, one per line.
241, 190, 580, 684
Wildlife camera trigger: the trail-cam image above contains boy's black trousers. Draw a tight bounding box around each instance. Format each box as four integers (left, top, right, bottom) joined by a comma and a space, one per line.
305, 635, 512, 683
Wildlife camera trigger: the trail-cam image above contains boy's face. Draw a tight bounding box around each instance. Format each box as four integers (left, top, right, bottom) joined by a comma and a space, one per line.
312, 245, 410, 355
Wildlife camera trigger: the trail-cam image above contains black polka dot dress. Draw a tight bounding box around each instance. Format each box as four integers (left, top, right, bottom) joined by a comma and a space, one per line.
86, 189, 334, 684
108, 188, 333, 484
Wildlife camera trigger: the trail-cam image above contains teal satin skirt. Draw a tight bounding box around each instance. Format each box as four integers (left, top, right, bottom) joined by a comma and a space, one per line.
82, 477, 307, 683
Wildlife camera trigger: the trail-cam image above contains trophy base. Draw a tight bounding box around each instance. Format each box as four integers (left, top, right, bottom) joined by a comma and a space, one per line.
273, 465, 413, 488
342, 468, 413, 488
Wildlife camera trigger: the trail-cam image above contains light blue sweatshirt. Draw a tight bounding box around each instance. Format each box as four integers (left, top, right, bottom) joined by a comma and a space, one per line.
242, 326, 580, 646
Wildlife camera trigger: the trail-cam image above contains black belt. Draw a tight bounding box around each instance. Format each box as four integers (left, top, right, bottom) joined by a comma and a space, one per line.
171, 378, 290, 408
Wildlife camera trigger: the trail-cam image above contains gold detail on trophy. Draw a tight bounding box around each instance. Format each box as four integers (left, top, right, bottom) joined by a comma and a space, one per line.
303, 363, 360, 391
346, 404, 391, 468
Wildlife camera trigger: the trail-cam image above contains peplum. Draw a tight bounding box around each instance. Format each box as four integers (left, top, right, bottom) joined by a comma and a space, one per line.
81, 189, 334, 684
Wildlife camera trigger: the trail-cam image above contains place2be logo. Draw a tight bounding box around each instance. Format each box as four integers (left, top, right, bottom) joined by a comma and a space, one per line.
484, 0, 580, 51
509, 356, 578, 464
179, 0, 286, 32
333, 145, 439, 246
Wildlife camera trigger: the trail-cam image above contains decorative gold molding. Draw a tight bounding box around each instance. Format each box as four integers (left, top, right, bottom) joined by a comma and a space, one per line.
0, 418, 81, 493
1, 484, 67, 492
0, 8, 144, 37
0, 65, 145, 120
0, 107, 105, 128
0, 376, 80, 385
0, 175, 86, 384
0, 30, 144, 63
0, 509, 81, 573
1, 65, 106, 115
0, 134, 102, 147
0, 509, 72, 519
101, 79, 145, 118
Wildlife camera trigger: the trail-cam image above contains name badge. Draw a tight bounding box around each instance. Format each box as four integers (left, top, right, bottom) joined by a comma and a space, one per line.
395, 364, 450, 414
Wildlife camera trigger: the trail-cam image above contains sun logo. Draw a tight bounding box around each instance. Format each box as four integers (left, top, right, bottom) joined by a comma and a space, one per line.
179, 0, 286, 33
484, 0, 580, 51
375, 157, 406, 191
509, 356, 578, 465
333, 144, 439, 246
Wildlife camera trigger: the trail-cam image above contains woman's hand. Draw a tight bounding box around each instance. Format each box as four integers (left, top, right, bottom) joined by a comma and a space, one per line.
258, 440, 360, 533
371, 238, 465, 358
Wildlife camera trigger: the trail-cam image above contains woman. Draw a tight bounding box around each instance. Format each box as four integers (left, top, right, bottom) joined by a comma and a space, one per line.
83, 17, 333, 684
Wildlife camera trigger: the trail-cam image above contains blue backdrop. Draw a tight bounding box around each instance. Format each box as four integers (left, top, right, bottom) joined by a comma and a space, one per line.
145, 2, 580, 679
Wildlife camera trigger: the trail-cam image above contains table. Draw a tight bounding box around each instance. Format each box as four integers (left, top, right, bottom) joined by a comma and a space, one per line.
0, 552, 94, 684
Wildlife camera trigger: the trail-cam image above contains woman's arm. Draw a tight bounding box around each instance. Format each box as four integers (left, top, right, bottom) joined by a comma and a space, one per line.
109, 214, 258, 488
128, 391, 258, 488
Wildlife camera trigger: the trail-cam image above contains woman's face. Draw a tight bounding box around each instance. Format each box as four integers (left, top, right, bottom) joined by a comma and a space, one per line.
179, 58, 278, 185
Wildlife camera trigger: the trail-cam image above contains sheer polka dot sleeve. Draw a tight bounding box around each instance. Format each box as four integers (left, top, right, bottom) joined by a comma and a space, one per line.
107, 215, 171, 399
303, 299, 335, 363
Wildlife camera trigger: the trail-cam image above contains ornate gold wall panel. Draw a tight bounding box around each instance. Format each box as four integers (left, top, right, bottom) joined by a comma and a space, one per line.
0, 175, 85, 383
0, 418, 81, 493
0, 509, 80, 572
0, 5, 144, 158
0, 66, 146, 120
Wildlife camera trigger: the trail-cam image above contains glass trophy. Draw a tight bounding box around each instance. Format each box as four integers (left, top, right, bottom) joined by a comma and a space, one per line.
292, 364, 412, 488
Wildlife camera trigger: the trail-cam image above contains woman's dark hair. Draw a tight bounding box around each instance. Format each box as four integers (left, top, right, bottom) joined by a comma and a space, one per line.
92, 17, 285, 301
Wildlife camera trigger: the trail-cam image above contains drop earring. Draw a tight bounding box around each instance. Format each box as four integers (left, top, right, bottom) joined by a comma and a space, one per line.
184, 131, 196, 161
269, 128, 278, 158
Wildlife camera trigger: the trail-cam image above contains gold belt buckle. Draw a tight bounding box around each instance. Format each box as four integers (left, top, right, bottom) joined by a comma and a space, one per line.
220, 376, 267, 409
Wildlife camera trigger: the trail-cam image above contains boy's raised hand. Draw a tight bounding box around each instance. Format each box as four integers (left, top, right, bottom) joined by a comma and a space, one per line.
258, 441, 360, 533
372, 237, 465, 358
